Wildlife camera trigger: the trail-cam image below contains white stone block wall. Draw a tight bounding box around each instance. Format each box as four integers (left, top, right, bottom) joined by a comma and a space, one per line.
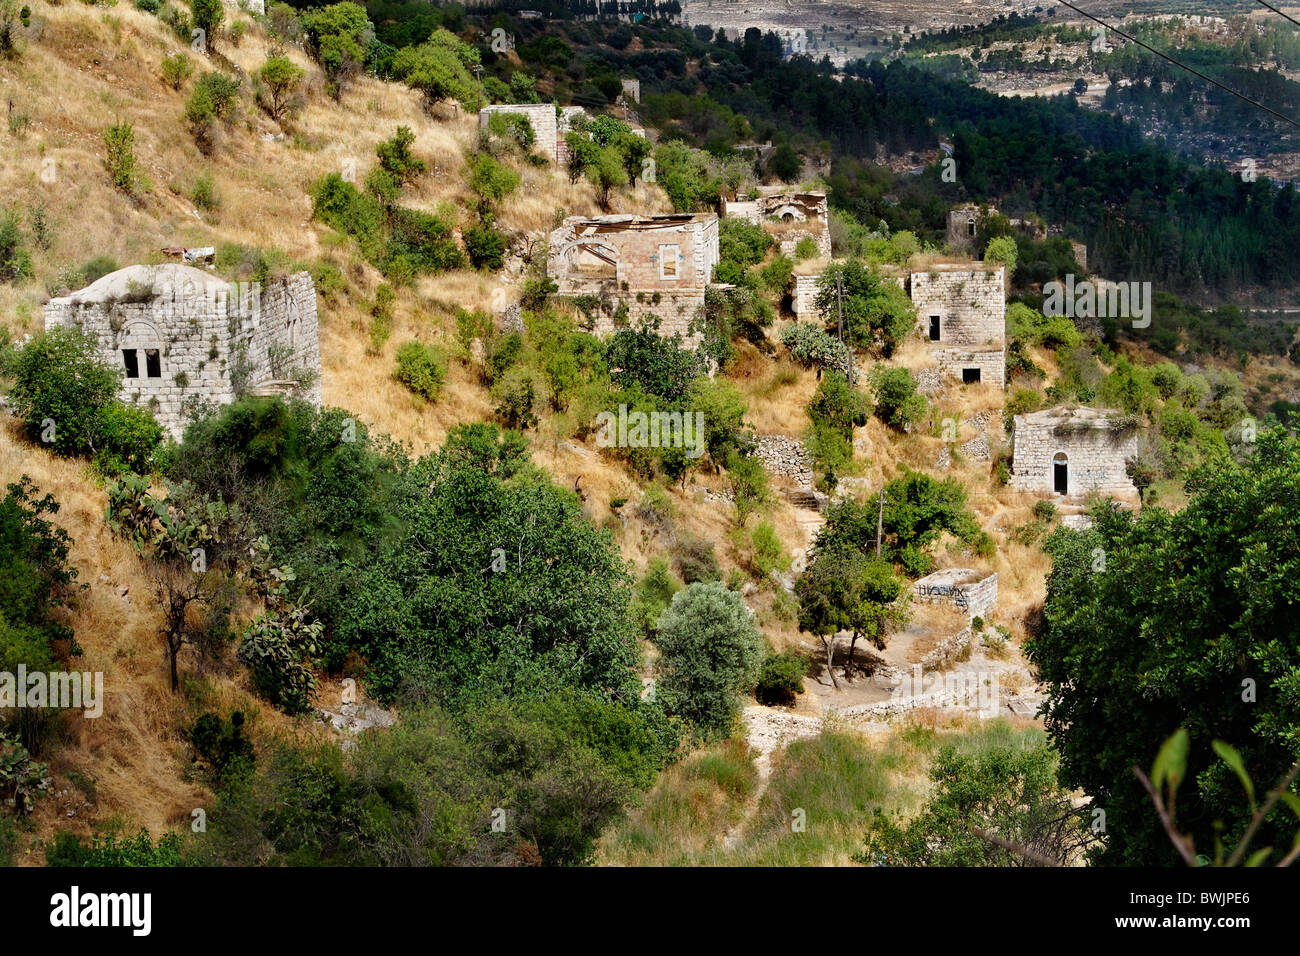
44, 266, 320, 441
1010, 411, 1141, 498
479, 104, 558, 162
912, 569, 998, 621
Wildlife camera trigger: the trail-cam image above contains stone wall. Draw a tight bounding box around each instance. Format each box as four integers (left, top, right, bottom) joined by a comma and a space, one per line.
479, 104, 558, 162
1010, 406, 1141, 499
791, 272, 821, 318
44, 264, 320, 441
912, 568, 998, 621
581, 289, 706, 346
723, 191, 831, 259
909, 266, 1006, 387
752, 434, 814, 488
932, 348, 1006, 388
548, 215, 718, 295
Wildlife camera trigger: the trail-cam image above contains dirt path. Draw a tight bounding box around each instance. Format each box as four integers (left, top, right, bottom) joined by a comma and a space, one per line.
722, 706, 823, 849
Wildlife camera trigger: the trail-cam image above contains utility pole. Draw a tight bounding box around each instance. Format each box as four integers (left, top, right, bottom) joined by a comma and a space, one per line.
876, 487, 885, 559
836, 269, 854, 386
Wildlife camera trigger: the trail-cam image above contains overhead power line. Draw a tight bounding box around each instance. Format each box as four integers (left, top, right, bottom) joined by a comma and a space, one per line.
1254, 0, 1300, 33
1054, 0, 1300, 130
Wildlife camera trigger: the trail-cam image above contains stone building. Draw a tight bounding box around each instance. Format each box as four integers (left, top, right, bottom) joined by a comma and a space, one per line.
791, 269, 823, 319
620, 78, 640, 103
912, 568, 998, 622
946, 202, 983, 255
547, 213, 720, 340
1010, 406, 1141, 500
478, 103, 559, 163
722, 188, 832, 259
44, 264, 321, 440
908, 264, 1006, 387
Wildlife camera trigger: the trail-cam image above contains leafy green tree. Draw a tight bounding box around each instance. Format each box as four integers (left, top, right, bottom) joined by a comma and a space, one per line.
302, 2, 370, 96
727, 452, 771, 527
767, 142, 802, 182
160, 52, 193, 91
604, 318, 704, 403
1027, 429, 1300, 865
861, 734, 1091, 866
868, 365, 928, 431
466, 152, 520, 214
653, 581, 764, 740
102, 122, 139, 195
9, 328, 120, 458
983, 235, 1018, 274
392, 30, 481, 110
257, 54, 304, 123
190, 0, 223, 52
0, 477, 78, 751
795, 543, 906, 685
814, 259, 915, 357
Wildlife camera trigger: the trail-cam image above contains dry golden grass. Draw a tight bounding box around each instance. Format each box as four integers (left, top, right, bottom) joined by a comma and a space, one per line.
0, 420, 316, 860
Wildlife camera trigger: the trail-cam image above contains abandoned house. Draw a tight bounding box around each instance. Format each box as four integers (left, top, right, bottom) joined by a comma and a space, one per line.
478, 103, 560, 163
907, 264, 1006, 387
547, 213, 720, 340
1010, 406, 1141, 500
43, 264, 322, 440
912, 568, 998, 622
722, 188, 832, 259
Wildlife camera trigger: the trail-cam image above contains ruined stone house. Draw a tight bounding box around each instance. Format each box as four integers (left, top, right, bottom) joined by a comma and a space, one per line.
43, 264, 321, 440
912, 568, 998, 622
1010, 406, 1141, 500
547, 213, 720, 341
722, 189, 832, 259
907, 264, 1006, 388
479, 103, 644, 167
478, 103, 559, 163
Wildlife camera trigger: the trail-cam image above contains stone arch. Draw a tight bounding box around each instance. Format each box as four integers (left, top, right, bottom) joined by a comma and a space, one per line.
1052, 450, 1069, 495
558, 236, 620, 280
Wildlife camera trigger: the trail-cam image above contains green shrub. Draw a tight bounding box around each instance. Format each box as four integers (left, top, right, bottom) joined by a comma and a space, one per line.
237, 606, 321, 715
653, 581, 764, 740
674, 534, 721, 585
0, 207, 33, 281
160, 52, 193, 90
756, 650, 806, 706
868, 365, 927, 431
376, 125, 427, 183
189, 710, 255, 789
393, 340, 447, 401
46, 828, 183, 867
79, 255, 118, 285
93, 401, 167, 476
629, 557, 681, 637
793, 236, 819, 260
9, 328, 121, 457
102, 121, 139, 194
191, 171, 219, 210
464, 218, 507, 271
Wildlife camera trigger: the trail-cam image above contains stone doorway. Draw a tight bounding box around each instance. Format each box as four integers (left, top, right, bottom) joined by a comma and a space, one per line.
1053, 452, 1069, 495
